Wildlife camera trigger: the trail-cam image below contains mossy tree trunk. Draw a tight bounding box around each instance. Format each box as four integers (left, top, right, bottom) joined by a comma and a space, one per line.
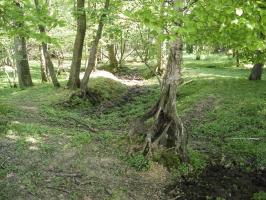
132, 38, 188, 162
14, 36, 33, 88
67, 0, 87, 89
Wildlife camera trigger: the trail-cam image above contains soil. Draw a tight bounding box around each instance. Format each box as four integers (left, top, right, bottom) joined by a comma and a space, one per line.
167, 165, 266, 200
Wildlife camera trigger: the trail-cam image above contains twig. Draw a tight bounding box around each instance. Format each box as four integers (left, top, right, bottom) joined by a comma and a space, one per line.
67, 116, 98, 133
225, 137, 265, 141
180, 80, 193, 87
53, 172, 82, 178
45, 186, 71, 194
0, 157, 9, 169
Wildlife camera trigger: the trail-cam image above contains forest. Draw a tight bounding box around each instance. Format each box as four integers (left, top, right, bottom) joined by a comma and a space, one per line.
0, 0, 265, 199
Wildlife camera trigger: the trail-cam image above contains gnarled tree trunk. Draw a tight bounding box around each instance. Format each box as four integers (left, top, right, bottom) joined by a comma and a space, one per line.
80, 0, 110, 92
249, 63, 264, 80
14, 36, 33, 88
67, 0, 87, 89
131, 38, 188, 162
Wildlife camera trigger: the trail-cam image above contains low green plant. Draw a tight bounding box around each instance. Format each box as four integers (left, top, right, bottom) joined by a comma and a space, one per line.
252, 192, 266, 200
124, 154, 150, 171
71, 134, 91, 147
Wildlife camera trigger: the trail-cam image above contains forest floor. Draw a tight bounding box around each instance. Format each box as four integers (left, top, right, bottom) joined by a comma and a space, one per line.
0, 55, 266, 200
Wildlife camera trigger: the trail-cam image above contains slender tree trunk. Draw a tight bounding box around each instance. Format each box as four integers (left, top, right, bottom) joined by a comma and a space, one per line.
156, 1, 165, 74
156, 40, 163, 74
34, 0, 60, 87
236, 55, 240, 68
196, 54, 201, 60
186, 44, 193, 54
39, 45, 48, 82
118, 31, 127, 66
249, 63, 264, 80
108, 44, 118, 70
97, 46, 103, 63
67, 0, 86, 89
132, 38, 188, 162
80, 0, 110, 92
41, 42, 60, 87
195, 46, 201, 60
233, 50, 240, 67
14, 36, 33, 88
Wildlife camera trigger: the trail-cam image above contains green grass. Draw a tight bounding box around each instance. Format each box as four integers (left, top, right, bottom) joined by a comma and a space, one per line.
0, 55, 265, 199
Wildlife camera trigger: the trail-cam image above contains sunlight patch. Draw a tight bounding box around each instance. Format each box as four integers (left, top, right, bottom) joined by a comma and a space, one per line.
25, 136, 38, 144
6, 130, 20, 140
29, 145, 39, 151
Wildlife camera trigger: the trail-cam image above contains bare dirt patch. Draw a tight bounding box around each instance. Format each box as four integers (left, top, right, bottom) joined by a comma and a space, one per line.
167, 165, 266, 200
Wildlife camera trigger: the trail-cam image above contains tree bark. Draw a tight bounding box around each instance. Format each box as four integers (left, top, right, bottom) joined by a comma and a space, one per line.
233, 50, 240, 67
41, 42, 60, 87
39, 45, 48, 82
80, 0, 110, 92
34, 0, 60, 87
14, 36, 33, 88
156, 39, 163, 74
132, 38, 188, 162
196, 54, 201, 60
13, 1, 33, 88
67, 0, 86, 89
249, 63, 264, 80
195, 46, 201, 60
107, 44, 118, 70
156, 1, 165, 75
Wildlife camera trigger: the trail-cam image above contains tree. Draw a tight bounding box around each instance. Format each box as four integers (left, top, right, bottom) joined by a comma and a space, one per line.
39, 45, 48, 82
13, 1, 33, 88
107, 43, 118, 70
14, 36, 33, 88
249, 51, 264, 80
80, 0, 110, 93
133, 38, 187, 161
249, 63, 264, 80
67, 0, 87, 89
182, 0, 266, 80
34, 0, 60, 87
131, 0, 188, 162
